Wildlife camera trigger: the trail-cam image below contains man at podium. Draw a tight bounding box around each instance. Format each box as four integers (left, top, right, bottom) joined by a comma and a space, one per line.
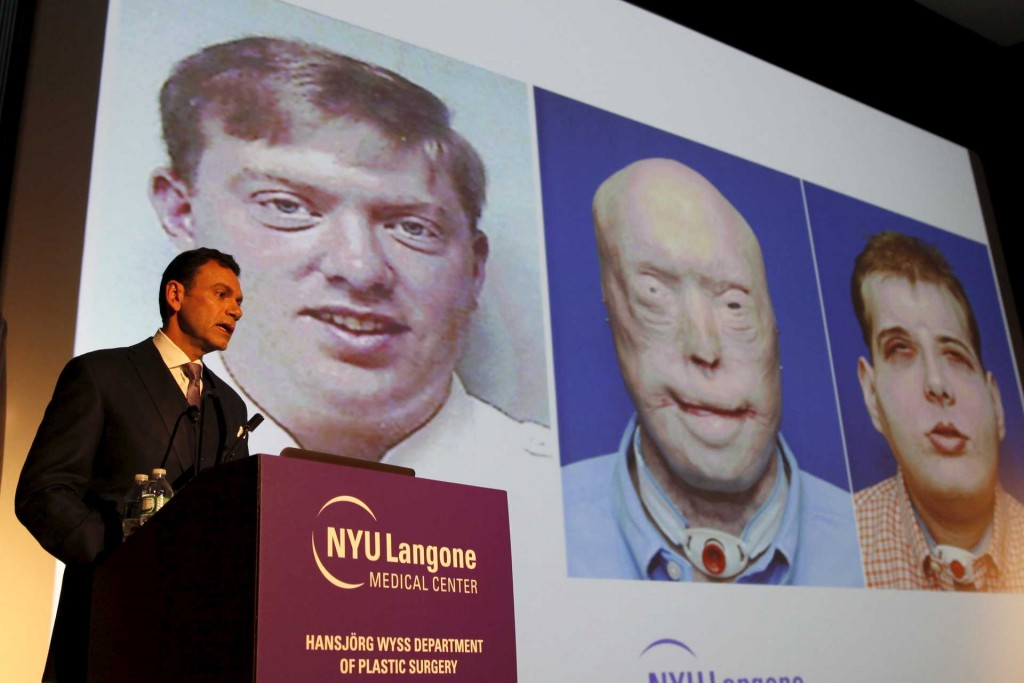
16, 248, 251, 681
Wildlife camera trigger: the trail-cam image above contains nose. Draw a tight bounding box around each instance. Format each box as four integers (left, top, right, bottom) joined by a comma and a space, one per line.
681, 291, 721, 372
923, 348, 954, 407
228, 300, 242, 321
315, 211, 395, 296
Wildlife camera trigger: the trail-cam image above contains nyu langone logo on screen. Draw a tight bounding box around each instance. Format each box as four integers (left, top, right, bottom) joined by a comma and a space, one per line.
311, 495, 481, 594
641, 638, 805, 683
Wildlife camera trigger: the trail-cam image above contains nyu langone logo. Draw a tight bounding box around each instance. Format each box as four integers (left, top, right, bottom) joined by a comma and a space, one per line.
311, 495, 480, 592
640, 638, 805, 683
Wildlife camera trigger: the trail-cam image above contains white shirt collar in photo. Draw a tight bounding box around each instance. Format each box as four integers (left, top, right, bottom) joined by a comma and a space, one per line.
203, 353, 537, 483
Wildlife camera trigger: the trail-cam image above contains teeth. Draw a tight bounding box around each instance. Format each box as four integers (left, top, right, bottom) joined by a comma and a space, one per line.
318, 311, 388, 333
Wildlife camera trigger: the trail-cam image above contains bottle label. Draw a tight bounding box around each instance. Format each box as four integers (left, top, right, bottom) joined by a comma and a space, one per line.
140, 494, 156, 522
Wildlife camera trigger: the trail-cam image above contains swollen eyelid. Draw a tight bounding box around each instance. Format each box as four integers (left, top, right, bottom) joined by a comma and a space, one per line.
631, 294, 674, 327
945, 348, 975, 369
883, 340, 913, 358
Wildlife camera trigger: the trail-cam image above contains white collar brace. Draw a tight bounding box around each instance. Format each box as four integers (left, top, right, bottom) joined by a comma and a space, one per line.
633, 427, 789, 580
928, 545, 988, 586
914, 504, 993, 587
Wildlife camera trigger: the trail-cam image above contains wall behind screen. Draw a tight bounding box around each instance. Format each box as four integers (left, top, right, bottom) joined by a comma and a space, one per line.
3, 1, 1023, 681
0, 1, 107, 679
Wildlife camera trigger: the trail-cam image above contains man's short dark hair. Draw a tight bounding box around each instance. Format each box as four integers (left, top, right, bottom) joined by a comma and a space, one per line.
159, 247, 241, 324
159, 36, 487, 229
851, 231, 982, 364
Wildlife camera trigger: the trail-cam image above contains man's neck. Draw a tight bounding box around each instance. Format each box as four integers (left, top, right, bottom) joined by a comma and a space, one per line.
296, 414, 437, 462
638, 433, 779, 538
909, 483, 995, 551
222, 352, 453, 462
154, 328, 203, 365
160, 325, 203, 361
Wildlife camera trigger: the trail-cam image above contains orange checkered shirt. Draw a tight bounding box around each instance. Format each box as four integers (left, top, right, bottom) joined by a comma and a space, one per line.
854, 471, 1024, 592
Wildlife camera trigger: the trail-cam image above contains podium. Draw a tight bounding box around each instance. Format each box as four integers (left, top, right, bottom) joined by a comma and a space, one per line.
89, 455, 517, 681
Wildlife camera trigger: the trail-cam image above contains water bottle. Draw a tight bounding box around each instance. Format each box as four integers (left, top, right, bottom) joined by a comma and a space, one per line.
121, 473, 149, 539
150, 468, 175, 512
138, 476, 157, 526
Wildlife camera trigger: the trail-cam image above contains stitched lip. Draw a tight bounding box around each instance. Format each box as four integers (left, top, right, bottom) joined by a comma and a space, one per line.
676, 397, 753, 419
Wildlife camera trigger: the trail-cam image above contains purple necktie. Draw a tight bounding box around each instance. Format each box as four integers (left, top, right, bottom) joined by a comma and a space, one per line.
182, 362, 202, 407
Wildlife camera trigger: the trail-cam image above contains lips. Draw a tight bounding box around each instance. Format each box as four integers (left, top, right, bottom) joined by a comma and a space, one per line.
678, 398, 753, 420
927, 421, 969, 455
215, 322, 235, 335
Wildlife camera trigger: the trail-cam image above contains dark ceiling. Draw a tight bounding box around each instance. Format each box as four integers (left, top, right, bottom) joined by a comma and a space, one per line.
916, 0, 1024, 47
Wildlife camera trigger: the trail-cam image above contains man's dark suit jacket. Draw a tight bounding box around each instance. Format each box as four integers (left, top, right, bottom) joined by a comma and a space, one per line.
16, 338, 250, 682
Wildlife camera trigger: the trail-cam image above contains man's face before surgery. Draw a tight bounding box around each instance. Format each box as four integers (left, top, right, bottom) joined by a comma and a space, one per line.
857, 275, 1004, 513
152, 114, 488, 449
595, 159, 782, 493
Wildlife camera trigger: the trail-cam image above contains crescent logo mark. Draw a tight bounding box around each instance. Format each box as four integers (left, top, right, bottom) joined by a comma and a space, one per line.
640, 638, 697, 658
311, 495, 377, 589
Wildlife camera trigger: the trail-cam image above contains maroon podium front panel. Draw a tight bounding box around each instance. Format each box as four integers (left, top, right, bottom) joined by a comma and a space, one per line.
255, 457, 517, 681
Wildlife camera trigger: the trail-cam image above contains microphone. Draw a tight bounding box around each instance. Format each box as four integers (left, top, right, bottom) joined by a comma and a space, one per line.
159, 405, 201, 471
222, 413, 265, 464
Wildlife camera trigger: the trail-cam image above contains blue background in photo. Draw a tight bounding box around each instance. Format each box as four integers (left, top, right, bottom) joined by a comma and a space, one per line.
806, 183, 1024, 500
536, 88, 850, 491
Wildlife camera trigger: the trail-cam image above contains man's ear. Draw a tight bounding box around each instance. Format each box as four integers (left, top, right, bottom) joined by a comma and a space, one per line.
857, 356, 884, 434
987, 370, 1006, 442
150, 168, 196, 249
470, 230, 489, 301
164, 279, 187, 317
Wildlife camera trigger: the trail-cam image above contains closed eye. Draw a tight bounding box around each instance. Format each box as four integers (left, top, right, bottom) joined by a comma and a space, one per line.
942, 345, 977, 372
882, 339, 915, 360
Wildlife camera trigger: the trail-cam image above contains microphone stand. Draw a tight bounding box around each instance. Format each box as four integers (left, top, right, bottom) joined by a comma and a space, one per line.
159, 405, 200, 471
194, 390, 216, 476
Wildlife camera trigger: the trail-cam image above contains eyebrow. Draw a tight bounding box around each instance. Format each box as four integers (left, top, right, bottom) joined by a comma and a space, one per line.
371, 198, 453, 221
875, 325, 909, 343
231, 169, 457, 220
229, 169, 329, 199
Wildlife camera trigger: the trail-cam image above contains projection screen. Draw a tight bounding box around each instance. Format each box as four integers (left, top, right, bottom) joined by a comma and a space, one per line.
3, 1, 1021, 680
